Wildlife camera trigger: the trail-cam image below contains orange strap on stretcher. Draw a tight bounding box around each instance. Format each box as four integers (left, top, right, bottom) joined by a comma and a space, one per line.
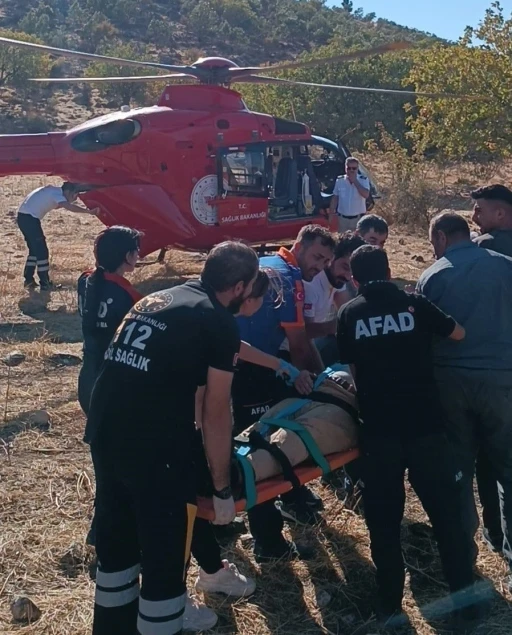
196, 447, 360, 520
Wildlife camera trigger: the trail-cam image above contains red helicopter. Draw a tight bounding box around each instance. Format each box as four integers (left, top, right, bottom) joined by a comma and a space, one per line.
0, 38, 453, 258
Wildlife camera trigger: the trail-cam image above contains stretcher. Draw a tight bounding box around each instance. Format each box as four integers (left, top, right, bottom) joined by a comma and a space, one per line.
197, 447, 360, 520
197, 365, 361, 521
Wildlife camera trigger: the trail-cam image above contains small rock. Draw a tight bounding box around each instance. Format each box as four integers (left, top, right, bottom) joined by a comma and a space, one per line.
47, 353, 82, 367
2, 351, 26, 367
26, 410, 50, 428
11, 597, 41, 624
399, 238, 405, 245
403, 251, 411, 256
315, 590, 332, 608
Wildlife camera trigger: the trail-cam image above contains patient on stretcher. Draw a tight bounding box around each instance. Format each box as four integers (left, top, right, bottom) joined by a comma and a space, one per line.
231, 369, 359, 504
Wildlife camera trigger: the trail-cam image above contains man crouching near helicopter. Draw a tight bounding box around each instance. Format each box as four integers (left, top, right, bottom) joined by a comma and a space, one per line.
16, 181, 98, 290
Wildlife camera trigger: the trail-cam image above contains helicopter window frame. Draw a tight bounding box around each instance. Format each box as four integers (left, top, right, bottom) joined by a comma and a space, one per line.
71, 119, 142, 153
217, 144, 268, 199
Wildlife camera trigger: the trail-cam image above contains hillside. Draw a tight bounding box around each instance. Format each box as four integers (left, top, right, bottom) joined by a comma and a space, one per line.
0, 0, 443, 146
0, 0, 440, 67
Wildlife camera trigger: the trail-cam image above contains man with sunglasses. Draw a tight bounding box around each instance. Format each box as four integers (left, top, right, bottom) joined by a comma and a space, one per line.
329, 157, 370, 234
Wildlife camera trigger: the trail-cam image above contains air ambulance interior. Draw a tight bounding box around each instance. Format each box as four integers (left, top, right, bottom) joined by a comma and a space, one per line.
218, 137, 353, 222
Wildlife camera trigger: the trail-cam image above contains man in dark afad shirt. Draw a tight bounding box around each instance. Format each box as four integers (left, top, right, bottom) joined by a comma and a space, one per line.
337, 245, 481, 628
417, 211, 512, 589
471, 185, 512, 551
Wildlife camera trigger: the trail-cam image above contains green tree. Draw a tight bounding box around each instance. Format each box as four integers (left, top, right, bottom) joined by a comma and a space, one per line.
85, 41, 160, 105
406, 3, 512, 160
0, 29, 50, 86
19, 2, 56, 40
241, 41, 416, 149
147, 17, 175, 47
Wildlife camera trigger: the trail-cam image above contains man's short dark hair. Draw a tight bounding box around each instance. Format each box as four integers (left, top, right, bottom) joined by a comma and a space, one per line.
296, 224, 336, 251
350, 244, 389, 285
356, 214, 389, 236
430, 212, 470, 239
334, 231, 366, 260
201, 241, 259, 292
62, 182, 76, 195
471, 184, 512, 207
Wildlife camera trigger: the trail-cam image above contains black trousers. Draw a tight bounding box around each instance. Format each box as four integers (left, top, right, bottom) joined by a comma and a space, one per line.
79, 352, 102, 546
232, 364, 298, 551
476, 450, 504, 549
435, 366, 512, 566
360, 431, 475, 613
91, 442, 196, 635
78, 352, 101, 417
17, 213, 50, 284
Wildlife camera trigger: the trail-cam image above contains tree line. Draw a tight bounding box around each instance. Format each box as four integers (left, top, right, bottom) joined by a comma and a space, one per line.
0, 0, 510, 162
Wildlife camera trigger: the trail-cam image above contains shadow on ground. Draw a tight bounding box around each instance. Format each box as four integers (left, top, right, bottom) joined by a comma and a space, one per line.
403, 520, 512, 634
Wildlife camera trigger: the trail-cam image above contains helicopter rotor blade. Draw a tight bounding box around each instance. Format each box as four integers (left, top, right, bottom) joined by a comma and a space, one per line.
229, 41, 414, 79
235, 74, 482, 99
0, 36, 191, 73
29, 73, 195, 83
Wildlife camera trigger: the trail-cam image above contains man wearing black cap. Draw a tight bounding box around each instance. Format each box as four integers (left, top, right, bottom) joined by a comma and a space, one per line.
336, 245, 482, 628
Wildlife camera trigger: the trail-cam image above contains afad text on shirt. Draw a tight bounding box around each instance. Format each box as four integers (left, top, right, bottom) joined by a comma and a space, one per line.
355, 312, 414, 340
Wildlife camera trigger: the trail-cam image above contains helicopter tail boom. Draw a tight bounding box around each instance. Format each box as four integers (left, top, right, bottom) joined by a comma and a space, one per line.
0, 132, 63, 176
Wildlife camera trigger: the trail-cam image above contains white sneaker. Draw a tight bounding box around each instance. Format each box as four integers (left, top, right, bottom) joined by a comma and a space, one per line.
195, 559, 256, 598
183, 594, 218, 632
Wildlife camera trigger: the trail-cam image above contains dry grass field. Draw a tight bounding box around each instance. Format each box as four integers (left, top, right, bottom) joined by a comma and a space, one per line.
1, 173, 512, 635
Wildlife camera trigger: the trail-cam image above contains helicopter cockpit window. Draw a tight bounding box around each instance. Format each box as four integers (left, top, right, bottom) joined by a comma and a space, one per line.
71, 119, 142, 153
220, 147, 266, 197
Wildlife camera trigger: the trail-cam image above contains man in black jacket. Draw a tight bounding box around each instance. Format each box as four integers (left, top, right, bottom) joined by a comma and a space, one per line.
337, 245, 483, 628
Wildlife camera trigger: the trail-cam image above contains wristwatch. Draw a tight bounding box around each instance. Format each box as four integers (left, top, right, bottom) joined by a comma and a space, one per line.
213, 485, 232, 500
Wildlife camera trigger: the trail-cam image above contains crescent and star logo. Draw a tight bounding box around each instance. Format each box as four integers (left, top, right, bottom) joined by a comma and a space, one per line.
135, 290, 174, 314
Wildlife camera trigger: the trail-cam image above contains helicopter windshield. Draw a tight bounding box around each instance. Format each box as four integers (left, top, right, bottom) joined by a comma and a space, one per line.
71, 119, 142, 153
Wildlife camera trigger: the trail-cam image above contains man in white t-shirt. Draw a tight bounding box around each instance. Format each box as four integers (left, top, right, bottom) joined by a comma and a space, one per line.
329, 157, 370, 233
304, 232, 365, 366
17, 182, 98, 290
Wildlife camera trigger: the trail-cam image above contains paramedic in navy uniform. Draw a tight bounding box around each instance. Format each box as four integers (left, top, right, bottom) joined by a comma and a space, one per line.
77, 226, 143, 417
86, 241, 259, 635
336, 245, 484, 629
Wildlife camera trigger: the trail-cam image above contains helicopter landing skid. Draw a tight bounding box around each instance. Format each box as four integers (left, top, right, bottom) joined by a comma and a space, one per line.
135, 248, 168, 267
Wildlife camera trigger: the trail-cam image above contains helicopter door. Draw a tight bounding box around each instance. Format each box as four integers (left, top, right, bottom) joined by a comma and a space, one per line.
268, 145, 324, 222
215, 146, 268, 228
